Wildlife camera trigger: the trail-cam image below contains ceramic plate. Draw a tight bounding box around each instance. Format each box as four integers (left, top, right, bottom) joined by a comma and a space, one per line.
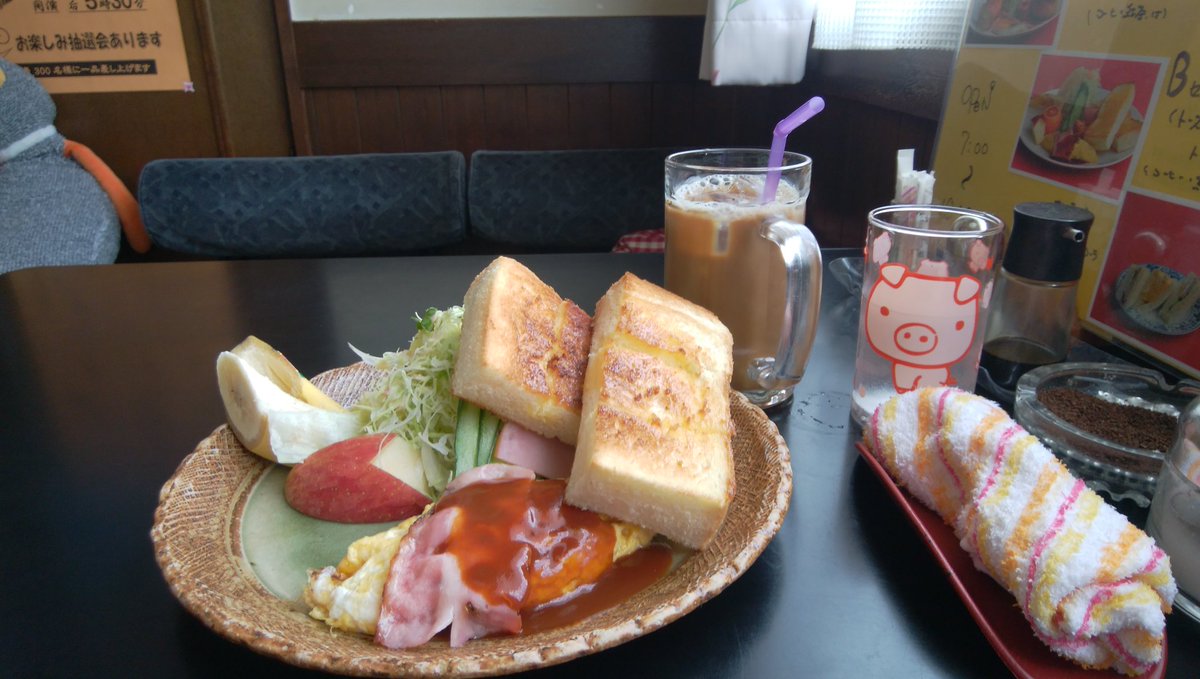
1019, 90, 1141, 170
855, 442, 1166, 679
152, 363, 792, 677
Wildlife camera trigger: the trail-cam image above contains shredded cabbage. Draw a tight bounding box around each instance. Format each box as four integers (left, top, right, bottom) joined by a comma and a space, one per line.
351, 306, 463, 494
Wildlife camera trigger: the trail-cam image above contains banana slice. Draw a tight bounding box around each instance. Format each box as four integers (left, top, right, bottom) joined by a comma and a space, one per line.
230, 336, 346, 412
217, 351, 362, 464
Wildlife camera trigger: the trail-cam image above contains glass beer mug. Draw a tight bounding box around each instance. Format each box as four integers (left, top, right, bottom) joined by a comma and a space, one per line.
664, 148, 822, 409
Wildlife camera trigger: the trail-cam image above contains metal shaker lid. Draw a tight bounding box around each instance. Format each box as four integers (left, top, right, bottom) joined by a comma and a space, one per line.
1005, 202, 1094, 282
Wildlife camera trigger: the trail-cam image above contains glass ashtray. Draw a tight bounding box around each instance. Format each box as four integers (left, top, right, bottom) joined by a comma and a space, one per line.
1014, 362, 1200, 507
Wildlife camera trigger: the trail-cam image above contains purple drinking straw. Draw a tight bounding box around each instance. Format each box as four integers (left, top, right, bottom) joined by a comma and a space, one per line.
761, 96, 825, 204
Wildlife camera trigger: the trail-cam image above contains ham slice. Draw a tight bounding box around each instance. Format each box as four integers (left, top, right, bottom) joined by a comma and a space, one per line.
493, 422, 576, 479
375, 509, 459, 648
447, 573, 523, 647
445, 461, 534, 493
376, 464, 534, 649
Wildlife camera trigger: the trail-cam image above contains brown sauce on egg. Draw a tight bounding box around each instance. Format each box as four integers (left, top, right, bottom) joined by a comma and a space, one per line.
523, 543, 673, 633
434, 477, 672, 632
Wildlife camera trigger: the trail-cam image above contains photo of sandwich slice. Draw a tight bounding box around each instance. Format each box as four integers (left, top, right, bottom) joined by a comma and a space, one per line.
1159, 272, 1200, 329
1112, 109, 1143, 154
1083, 82, 1134, 152
1116, 264, 1172, 311
1115, 264, 1147, 309
1114, 263, 1200, 335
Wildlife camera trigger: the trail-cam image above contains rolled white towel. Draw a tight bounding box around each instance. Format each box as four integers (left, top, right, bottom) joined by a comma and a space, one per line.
865, 387, 1176, 676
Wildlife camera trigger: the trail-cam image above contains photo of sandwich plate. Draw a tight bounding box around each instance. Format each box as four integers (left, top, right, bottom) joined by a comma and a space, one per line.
1020, 66, 1143, 170
970, 0, 1061, 38
1114, 263, 1200, 335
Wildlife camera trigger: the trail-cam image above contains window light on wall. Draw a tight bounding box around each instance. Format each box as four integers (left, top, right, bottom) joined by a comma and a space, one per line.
813, 0, 969, 51
700, 0, 968, 85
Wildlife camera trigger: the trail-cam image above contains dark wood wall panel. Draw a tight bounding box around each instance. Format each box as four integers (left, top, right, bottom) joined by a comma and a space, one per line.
355, 88, 404, 153
443, 87, 488, 156
485, 86, 529, 149
527, 86, 572, 150
292, 17, 703, 88
569, 85, 613, 149
610, 84, 654, 148
397, 87, 446, 152
277, 13, 947, 248
651, 83, 696, 148
308, 88, 361, 155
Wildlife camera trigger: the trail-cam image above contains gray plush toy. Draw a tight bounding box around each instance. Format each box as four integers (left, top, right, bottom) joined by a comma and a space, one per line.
0, 57, 141, 275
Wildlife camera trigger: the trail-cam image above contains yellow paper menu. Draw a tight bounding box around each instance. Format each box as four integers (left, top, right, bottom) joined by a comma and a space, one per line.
934, 0, 1200, 378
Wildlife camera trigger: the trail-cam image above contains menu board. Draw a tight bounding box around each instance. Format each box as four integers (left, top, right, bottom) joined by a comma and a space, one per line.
0, 0, 190, 93
934, 0, 1200, 378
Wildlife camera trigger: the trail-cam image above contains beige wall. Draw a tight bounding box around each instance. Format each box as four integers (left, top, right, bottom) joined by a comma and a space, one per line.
288, 0, 705, 21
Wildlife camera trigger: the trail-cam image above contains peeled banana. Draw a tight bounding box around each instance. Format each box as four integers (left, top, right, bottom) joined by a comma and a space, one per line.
216, 338, 362, 464
230, 336, 346, 412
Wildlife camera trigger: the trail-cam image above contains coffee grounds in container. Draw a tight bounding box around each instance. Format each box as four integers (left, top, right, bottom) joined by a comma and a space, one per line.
1037, 387, 1177, 453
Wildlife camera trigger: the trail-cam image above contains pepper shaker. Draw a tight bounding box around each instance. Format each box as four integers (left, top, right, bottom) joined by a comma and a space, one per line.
980, 202, 1094, 390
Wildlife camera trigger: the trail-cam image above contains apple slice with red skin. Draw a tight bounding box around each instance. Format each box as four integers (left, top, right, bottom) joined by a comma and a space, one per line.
285, 433, 432, 523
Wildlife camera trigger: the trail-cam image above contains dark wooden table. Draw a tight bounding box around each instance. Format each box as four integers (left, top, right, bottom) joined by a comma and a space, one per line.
1, 252, 1196, 678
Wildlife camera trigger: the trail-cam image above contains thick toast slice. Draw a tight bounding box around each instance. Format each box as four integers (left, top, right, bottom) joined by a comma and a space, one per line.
451, 257, 591, 445
566, 273, 735, 549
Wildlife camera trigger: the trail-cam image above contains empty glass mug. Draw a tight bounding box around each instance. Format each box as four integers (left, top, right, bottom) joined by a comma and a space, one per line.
664, 149, 822, 409
1147, 394, 1200, 623
851, 205, 1005, 427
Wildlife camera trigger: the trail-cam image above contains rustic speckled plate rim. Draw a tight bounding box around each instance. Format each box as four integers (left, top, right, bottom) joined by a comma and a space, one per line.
151, 363, 792, 677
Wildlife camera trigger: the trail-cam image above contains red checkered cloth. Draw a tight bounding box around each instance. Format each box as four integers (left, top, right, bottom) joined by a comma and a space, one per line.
612, 229, 665, 253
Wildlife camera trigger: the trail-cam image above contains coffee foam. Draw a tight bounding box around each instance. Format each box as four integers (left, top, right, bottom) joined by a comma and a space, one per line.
669, 173, 804, 217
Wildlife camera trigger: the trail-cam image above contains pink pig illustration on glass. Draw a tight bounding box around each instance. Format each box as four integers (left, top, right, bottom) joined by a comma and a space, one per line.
864, 263, 982, 392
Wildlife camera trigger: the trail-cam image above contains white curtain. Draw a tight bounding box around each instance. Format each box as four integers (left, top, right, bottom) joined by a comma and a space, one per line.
812, 0, 968, 51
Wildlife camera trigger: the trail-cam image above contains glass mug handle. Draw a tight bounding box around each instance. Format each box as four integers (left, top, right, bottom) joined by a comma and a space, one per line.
749, 220, 823, 391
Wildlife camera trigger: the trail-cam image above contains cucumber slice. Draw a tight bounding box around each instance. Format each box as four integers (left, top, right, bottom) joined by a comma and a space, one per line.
477, 411, 502, 466
454, 400, 481, 476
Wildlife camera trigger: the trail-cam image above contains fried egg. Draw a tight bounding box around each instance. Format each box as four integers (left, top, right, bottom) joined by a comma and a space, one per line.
304, 514, 420, 635
303, 512, 653, 635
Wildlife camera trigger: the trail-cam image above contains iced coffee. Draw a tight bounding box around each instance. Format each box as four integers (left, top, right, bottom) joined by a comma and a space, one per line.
664, 150, 817, 407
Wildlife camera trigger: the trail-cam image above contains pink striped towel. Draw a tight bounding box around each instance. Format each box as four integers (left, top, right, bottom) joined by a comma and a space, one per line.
866, 387, 1176, 676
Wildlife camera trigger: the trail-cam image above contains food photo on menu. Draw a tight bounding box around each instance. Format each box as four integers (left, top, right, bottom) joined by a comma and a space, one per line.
1089, 191, 1200, 374
1010, 54, 1161, 201
966, 0, 1061, 45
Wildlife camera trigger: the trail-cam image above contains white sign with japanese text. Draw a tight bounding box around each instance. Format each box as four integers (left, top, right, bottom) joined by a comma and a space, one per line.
0, 0, 190, 93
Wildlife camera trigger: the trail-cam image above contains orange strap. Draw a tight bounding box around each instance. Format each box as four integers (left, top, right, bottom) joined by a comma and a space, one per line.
62, 139, 151, 253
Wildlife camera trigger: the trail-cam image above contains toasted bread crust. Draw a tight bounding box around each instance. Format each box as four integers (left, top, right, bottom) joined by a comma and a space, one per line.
567, 273, 735, 549
452, 257, 591, 444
